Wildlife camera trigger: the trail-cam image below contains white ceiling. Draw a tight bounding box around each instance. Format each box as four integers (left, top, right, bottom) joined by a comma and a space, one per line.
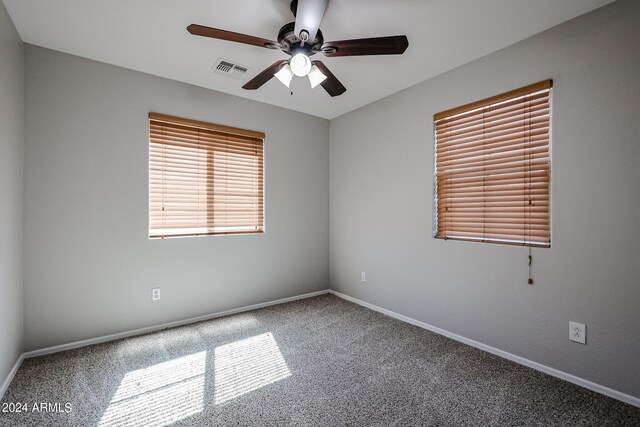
3, 0, 614, 119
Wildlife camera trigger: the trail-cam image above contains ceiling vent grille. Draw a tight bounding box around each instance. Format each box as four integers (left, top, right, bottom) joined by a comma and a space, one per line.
211, 58, 249, 80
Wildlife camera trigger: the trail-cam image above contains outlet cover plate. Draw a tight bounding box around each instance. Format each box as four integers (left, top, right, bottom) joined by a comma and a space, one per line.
152, 288, 161, 301
569, 321, 586, 344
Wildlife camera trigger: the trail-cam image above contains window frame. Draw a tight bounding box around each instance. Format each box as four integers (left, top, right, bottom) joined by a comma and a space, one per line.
433, 80, 552, 248
148, 113, 265, 239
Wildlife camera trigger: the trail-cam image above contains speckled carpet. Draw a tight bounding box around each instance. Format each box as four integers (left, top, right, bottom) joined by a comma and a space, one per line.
1, 294, 639, 426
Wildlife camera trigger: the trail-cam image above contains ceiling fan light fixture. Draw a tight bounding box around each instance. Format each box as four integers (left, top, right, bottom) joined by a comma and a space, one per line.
290, 53, 312, 77
308, 65, 327, 88
274, 64, 294, 87
188, 0, 409, 97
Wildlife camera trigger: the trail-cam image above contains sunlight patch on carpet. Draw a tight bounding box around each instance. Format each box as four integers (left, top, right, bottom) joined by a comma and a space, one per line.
214, 332, 291, 404
98, 351, 206, 427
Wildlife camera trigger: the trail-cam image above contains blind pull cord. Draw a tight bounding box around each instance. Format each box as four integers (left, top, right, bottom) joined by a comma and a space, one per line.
528, 247, 534, 285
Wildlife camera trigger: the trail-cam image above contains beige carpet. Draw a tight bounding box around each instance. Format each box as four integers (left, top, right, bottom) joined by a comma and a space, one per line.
1, 294, 639, 426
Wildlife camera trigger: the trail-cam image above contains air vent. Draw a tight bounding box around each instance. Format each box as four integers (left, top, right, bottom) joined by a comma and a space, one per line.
211, 58, 250, 80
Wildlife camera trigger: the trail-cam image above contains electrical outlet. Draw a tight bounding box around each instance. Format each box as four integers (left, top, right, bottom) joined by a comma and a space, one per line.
152, 288, 161, 301
361, 272, 366, 283
569, 321, 586, 344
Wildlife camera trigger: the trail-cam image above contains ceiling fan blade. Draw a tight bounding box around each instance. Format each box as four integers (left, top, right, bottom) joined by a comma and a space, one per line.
322, 35, 409, 57
187, 24, 281, 49
312, 61, 346, 97
242, 60, 289, 90
294, 0, 328, 43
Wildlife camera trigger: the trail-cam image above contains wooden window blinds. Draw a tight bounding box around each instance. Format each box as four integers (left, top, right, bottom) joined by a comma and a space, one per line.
434, 80, 552, 247
149, 113, 264, 238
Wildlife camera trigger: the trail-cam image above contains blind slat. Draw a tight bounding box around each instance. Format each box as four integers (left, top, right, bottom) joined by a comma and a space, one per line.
437, 130, 549, 160
435, 97, 549, 134
149, 113, 265, 139
436, 105, 549, 141
434, 80, 552, 121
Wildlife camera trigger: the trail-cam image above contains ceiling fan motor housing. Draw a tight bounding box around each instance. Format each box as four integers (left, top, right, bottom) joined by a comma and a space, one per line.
277, 22, 323, 56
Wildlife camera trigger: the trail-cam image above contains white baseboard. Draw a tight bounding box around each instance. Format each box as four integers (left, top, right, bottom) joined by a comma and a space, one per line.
0, 354, 24, 401
23, 289, 330, 359
2, 289, 328, 398
7, 288, 638, 409
329, 290, 640, 408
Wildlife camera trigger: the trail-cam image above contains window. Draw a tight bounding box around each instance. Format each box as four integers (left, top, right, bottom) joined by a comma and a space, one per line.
434, 80, 552, 247
149, 113, 264, 238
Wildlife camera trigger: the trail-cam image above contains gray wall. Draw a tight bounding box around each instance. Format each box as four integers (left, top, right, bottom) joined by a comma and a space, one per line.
0, 2, 23, 384
23, 45, 329, 351
329, 0, 640, 399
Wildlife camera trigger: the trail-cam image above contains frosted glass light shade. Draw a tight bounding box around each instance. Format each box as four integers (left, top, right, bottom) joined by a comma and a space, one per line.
274, 64, 294, 88
308, 65, 327, 89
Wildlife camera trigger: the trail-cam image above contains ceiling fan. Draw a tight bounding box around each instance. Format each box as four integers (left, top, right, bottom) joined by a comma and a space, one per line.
187, 0, 409, 97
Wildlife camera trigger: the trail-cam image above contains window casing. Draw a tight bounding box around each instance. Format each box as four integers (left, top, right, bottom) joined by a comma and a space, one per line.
434, 80, 552, 247
149, 113, 264, 238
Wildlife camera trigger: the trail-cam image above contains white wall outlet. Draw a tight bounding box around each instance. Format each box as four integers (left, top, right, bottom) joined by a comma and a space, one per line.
361, 272, 366, 283
152, 288, 161, 301
569, 321, 586, 344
